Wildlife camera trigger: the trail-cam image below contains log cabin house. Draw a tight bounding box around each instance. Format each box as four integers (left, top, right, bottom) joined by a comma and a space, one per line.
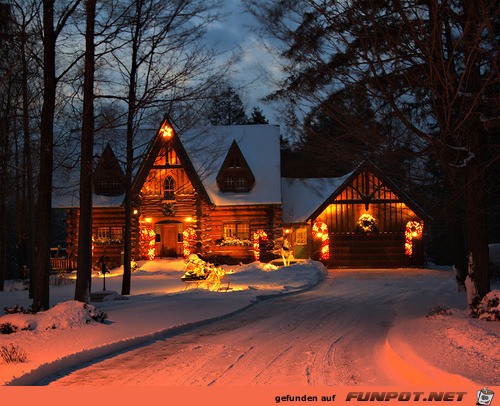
53, 120, 427, 269
281, 162, 428, 267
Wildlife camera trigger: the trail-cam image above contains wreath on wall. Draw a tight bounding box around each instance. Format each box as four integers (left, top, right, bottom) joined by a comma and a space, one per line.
355, 213, 378, 233
162, 202, 176, 217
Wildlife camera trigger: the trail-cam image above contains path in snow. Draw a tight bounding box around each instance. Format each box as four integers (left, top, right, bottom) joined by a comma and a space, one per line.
43, 269, 481, 386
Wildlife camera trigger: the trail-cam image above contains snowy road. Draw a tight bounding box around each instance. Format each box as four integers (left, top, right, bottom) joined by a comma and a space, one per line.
42, 269, 485, 386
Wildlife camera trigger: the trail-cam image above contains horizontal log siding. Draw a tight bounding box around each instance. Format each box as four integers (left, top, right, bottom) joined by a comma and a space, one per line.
201, 204, 282, 259
140, 194, 197, 219
65, 207, 139, 268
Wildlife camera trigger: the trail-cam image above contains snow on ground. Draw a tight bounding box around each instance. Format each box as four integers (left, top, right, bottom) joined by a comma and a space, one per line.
0, 258, 498, 387
0, 258, 325, 385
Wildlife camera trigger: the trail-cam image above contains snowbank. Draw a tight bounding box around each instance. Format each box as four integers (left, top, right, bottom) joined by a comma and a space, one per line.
0, 259, 324, 385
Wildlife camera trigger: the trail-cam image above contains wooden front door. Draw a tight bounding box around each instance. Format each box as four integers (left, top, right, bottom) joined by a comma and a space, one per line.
155, 223, 183, 257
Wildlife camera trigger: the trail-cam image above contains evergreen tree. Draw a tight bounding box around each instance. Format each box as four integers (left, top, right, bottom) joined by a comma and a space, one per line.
248, 106, 268, 124
208, 86, 248, 125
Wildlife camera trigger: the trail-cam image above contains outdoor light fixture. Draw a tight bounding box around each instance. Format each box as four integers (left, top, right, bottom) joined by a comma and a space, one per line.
185, 217, 193, 223
145, 217, 153, 223
159, 121, 173, 139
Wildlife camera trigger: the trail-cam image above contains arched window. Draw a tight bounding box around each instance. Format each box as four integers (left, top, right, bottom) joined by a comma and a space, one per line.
164, 176, 175, 200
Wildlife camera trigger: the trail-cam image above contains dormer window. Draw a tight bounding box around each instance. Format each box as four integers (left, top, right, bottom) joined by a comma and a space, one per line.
164, 175, 175, 200
93, 144, 125, 196
216, 141, 255, 193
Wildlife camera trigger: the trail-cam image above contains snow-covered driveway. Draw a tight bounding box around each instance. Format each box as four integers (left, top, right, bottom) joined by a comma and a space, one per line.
42, 268, 498, 386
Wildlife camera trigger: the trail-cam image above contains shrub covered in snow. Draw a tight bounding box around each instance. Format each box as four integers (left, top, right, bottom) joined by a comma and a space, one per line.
84, 303, 108, 323
3, 304, 32, 314
0, 323, 18, 334
0, 343, 27, 364
426, 306, 452, 317
0, 301, 108, 334
470, 290, 499, 321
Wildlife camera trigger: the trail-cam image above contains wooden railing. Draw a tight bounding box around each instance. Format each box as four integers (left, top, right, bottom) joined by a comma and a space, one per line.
50, 258, 77, 273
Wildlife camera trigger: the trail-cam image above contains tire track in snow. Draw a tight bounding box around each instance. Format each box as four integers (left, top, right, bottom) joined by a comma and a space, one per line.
207, 346, 254, 386
46, 269, 476, 386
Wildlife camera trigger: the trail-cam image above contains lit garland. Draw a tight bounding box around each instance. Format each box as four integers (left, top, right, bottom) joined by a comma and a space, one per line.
405, 221, 423, 256
312, 221, 329, 260
356, 213, 378, 233
140, 226, 156, 260
253, 230, 268, 261
182, 227, 197, 257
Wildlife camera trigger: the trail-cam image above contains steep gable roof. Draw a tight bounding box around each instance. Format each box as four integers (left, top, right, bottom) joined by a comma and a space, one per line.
281, 174, 354, 223
131, 118, 211, 204
93, 143, 125, 196
52, 127, 155, 208
180, 125, 282, 206
216, 140, 256, 192
308, 161, 430, 222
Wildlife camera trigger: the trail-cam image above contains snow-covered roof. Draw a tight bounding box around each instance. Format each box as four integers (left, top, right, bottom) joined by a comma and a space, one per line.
180, 125, 282, 206
52, 127, 156, 208
281, 174, 353, 223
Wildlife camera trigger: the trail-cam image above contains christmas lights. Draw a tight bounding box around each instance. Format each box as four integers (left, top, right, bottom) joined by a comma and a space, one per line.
356, 213, 378, 233
140, 226, 156, 260
183, 227, 197, 257
312, 221, 329, 260
405, 221, 423, 256
253, 230, 268, 261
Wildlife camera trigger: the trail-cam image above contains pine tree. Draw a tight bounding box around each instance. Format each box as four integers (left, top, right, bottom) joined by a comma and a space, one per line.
248, 106, 268, 124
208, 86, 248, 125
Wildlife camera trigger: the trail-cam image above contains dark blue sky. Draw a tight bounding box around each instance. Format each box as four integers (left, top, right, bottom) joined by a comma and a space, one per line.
204, 0, 283, 124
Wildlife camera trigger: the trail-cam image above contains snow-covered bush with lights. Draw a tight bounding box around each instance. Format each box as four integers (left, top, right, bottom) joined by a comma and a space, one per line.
470, 290, 499, 321
181, 254, 227, 291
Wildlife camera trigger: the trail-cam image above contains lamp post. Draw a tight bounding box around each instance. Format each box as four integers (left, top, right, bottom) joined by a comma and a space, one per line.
99, 256, 110, 291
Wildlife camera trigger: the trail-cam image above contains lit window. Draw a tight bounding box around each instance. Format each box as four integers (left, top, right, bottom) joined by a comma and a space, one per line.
223, 223, 250, 239
164, 176, 175, 200
96, 227, 123, 244
224, 177, 235, 191
111, 227, 123, 241
222, 176, 250, 192
235, 177, 247, 191
295, 228, 308, 245
97, 227, 110, 240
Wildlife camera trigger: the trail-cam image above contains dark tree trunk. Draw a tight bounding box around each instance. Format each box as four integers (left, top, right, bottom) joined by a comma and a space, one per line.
464, 127, 491, 305
0, 113, 8, 292
20, 24, 36, 298
75, 0, 96, 303
121, 1, 141, 296
32, 0, 56, 312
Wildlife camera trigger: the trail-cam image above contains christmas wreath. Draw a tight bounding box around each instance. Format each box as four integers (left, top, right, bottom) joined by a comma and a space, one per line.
356, 213, 378, 233
162, 202, 176, 217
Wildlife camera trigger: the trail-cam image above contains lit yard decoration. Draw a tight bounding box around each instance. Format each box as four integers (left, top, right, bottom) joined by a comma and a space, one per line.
183, 227, 197, 257
181, 254, 228, 291
355, 213, 378, 233
312, 221, 329, 260
253, 230, 268, 261
405, 220, 423, 256
140, 226, 156, 260
281, 238, 293, 266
